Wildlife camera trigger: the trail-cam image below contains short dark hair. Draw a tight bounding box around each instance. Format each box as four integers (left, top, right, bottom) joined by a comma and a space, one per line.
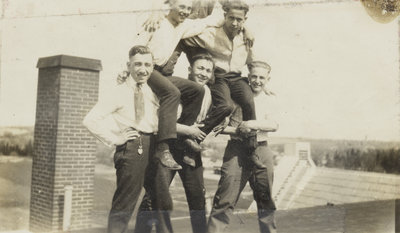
128, 45, 152, 58
189, 53, 216, 85
222, 0, 249, 15
248, 61, 271, 73
190, 53, 215, 69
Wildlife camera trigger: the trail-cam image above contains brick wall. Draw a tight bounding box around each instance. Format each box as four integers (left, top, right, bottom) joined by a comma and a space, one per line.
30, 55, 101, 232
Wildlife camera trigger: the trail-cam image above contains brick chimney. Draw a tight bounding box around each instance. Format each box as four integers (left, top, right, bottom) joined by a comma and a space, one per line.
30, 55, 101, 232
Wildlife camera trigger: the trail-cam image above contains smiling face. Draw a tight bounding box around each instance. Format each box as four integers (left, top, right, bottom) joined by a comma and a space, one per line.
127, 53, 154, 84
188, 58, 214, 86
249, 66, 270, 94
168, 0, 193, 26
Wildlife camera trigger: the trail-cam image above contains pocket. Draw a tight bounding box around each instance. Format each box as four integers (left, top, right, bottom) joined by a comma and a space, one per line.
114, 143, 127, 167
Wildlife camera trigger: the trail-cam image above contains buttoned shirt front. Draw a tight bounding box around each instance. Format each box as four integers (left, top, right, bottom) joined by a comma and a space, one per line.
83, 77, 159, 147
184, 26, 256, 76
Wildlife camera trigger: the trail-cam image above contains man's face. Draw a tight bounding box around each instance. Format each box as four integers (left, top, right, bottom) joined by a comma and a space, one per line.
127, 53, 153, 84
169, 0, 193, 25
188, 59, 214, 86
223, 9, 246, 37
249, 66, 270, 94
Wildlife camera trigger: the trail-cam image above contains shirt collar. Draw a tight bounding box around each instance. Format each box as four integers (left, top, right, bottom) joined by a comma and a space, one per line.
126, 76, 147, 89
218, 26, 244, 41
253, 90, 266, 99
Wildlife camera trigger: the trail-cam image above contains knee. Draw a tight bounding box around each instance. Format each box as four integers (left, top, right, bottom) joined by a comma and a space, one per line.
211, 179, 237, 208
169, 85, 181, 100
254, 188, 270, 201
212, 192, 234, 211
253, 182, 273, 205
158, 83, 180, 102
186, 82, 205, 100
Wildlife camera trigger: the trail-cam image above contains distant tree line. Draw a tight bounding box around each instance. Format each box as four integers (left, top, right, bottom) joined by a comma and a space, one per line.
311, 140, 400, 174
0, 130, 34, 156
0, 140, 33, 156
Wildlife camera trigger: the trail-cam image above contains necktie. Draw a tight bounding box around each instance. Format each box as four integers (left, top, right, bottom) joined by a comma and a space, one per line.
134, 83, 144, 124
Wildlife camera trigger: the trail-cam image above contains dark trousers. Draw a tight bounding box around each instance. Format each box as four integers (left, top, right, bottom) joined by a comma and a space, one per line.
107, 134, 155, 233
202, 77, 256, 142
134, 144, 207, 233
207, 140, 276, 233
147, 70, 205, 142
160, 41, 208, 77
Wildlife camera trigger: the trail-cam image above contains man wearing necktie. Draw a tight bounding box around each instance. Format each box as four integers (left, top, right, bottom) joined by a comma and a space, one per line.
83, 45, 159, 233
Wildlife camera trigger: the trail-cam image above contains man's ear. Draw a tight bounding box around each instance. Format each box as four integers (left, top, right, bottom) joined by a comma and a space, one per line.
126, 61, 130, 70
224, 12, 227, 18
188, 66, 192, 74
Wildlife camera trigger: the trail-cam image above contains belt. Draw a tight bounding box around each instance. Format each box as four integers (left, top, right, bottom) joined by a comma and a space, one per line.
125, 127, 154, 136
138, 131, 154, 136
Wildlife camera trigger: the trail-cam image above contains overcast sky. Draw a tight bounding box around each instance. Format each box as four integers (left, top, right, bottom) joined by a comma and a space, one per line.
0, 0, 399, 141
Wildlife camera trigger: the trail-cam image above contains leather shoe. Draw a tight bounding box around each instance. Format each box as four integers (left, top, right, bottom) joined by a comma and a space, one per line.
250, 153, 266, 169
183, 155, 196, 167
158, 150, 182, 170
184, 138, 202, 153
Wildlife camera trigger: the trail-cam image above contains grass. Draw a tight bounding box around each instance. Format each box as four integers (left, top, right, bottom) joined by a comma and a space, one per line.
0, 156, 32, 231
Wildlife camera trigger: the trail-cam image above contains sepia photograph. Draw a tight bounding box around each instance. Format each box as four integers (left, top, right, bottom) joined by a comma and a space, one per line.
0, 0, 399, 232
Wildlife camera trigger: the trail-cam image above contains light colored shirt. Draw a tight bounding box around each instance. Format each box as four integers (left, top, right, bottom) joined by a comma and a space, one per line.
177, 85, 212, 123
230, 91, 278, 142
135, 6, 224, 67
83, 77, 159, 147
184, 26, 256, 76
197, 85, 212, 123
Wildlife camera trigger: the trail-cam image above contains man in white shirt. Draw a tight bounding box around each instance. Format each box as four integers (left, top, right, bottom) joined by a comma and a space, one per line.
208, 61, 278, 233
125, 0, 224, 170
134, 53, 215, 233
183, 0, 266, 169
83, 45, 159, 233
